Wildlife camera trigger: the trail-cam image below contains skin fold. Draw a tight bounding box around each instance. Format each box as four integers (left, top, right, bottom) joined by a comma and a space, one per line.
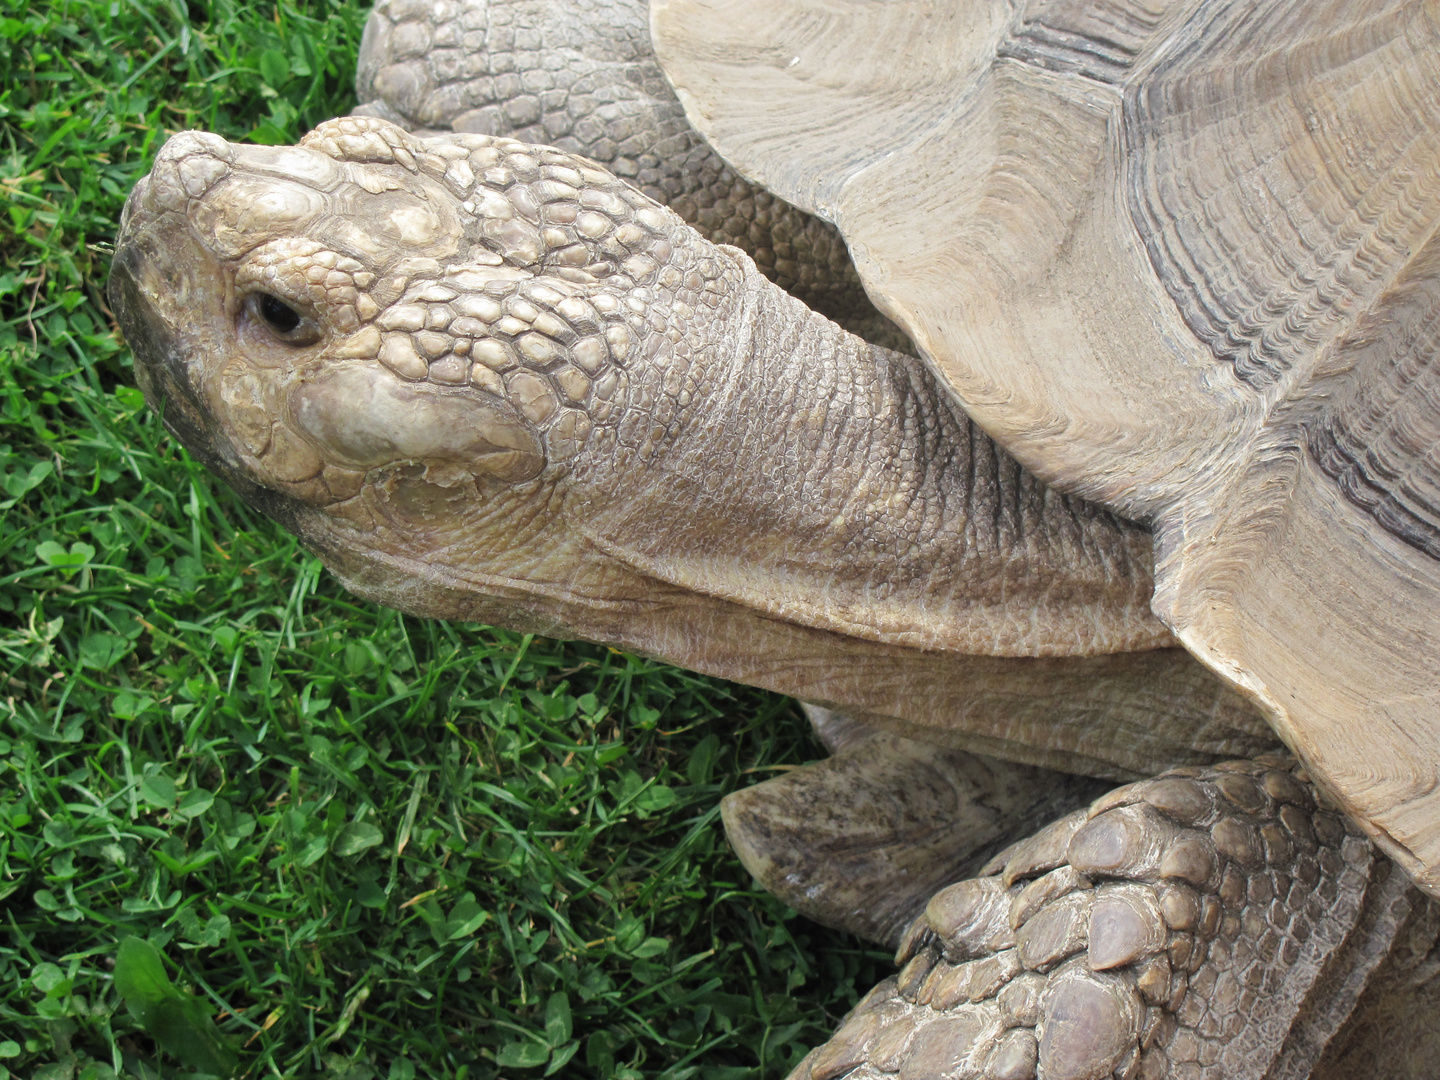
109, 116, 1437, 1079
108, 116, 1273, 779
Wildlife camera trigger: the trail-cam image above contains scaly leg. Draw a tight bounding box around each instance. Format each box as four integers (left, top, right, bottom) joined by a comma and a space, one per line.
722, 706, 1107, 945
789, 756, 1435, 1080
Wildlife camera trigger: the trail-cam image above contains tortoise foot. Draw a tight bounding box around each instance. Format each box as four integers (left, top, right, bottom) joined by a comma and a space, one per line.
791, 757, 1428, 1080
722, 708, 1105, 945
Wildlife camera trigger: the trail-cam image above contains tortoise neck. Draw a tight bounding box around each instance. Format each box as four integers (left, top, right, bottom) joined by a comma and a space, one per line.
582, 261, 1169, 658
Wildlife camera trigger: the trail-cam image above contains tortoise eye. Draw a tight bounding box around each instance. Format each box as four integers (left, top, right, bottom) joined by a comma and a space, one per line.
245, 292, 322, 347
259, 293, 301, 333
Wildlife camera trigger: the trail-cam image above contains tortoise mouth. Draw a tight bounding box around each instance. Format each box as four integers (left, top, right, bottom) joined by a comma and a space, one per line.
109, 208, 235, 477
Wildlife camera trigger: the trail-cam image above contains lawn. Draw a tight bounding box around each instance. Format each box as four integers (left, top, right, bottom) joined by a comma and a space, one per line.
0, 2, 887, 1076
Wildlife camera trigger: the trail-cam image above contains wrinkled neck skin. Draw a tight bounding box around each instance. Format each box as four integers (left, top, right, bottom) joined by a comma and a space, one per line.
296, 257, 1242, 783
302, 252, 1167, 662
574, 266, 1166, 656
114, 122, 1222, 780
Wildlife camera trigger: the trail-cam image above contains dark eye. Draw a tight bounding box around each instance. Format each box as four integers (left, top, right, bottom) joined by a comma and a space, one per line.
244, 291, 321, 347
259, 293, 301, 333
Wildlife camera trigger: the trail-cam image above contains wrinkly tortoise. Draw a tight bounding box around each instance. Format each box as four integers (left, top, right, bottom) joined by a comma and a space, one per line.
106, 0, 1440, 1075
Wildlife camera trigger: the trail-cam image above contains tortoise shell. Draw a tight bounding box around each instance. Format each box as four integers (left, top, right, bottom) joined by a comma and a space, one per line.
652, 0, 1440, 893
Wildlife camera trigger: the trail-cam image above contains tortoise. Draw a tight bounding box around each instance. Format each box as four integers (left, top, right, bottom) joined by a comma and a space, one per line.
346, 0, 1278, 933
105, 0, 1440, 1074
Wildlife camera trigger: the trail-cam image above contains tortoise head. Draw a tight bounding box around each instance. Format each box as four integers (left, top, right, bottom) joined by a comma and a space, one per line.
110, 116, 1214, 783
109, 116, 736, 626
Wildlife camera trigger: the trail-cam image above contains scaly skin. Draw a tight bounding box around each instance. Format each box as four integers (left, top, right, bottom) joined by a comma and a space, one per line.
107, 116, 1275, 784
721, 718, 1109, 945
794, 758, 1436, 1080
352, 0, 914, 349
106, 116, 1435, 1077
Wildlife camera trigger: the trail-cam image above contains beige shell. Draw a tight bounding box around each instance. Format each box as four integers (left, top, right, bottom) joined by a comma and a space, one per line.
652, 0, 1440, 895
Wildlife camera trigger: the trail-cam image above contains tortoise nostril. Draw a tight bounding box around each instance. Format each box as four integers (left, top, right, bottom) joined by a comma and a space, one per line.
259, 293, 301, 333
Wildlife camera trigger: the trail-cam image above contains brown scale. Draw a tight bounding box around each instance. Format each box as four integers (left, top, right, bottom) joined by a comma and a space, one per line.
795, 760, 1378, 1080
353, 0, 914, 350
301, 119, 738, 473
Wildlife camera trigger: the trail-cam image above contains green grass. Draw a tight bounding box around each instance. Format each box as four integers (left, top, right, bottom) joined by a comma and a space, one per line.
0, 2, 887, 1077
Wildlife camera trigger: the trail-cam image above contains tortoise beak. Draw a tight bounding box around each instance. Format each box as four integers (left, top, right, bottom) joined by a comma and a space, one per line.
108, 131, 246, 473
109, 201, 324, 539
108, 213, 225, 473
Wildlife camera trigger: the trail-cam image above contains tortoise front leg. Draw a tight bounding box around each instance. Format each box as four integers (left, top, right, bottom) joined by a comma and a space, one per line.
723, 705, 1106, 946
788, 757, 1436, 1080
